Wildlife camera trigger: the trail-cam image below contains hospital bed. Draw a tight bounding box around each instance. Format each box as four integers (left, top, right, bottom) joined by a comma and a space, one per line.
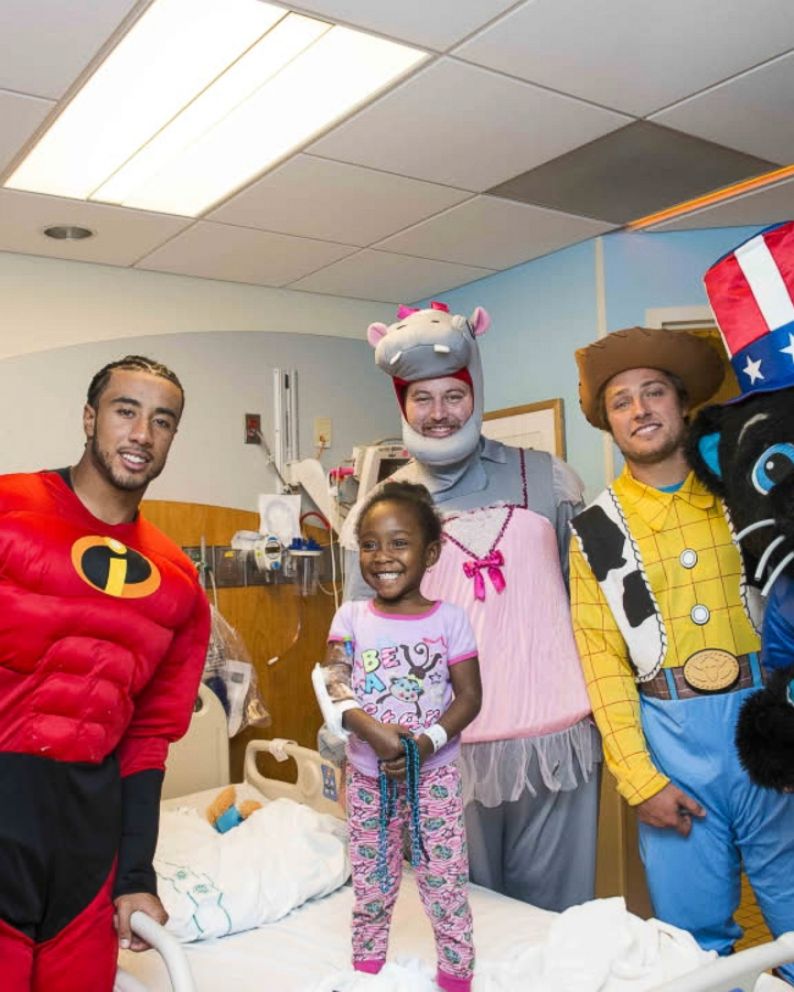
116, 687, 794, 992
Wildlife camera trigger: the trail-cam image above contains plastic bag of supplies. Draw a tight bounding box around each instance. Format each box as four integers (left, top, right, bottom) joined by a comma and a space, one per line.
203, 605, 271, 736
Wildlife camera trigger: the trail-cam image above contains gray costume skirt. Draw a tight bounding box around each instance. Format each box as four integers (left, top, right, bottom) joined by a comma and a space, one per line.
462, 718, 602, 912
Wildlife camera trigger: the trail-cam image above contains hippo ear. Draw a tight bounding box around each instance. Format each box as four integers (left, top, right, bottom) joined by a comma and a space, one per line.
367, 322, 388, 348
469, 307, 491, 337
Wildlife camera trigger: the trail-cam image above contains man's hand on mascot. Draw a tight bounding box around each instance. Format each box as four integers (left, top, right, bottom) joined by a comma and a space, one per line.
114, 892, 169, 951
636, 783, 705, 836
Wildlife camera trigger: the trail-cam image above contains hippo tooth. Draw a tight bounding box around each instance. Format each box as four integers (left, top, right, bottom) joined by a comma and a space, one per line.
433, 344, 451, 354
389, 351, 402, 365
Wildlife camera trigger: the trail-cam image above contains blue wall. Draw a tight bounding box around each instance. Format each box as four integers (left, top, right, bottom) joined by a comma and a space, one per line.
419, 225, 765, 498
417, 238, 604, 497
603, 227, 760, 330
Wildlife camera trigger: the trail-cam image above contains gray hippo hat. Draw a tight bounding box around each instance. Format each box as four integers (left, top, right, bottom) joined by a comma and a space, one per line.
367, 301, 491, 468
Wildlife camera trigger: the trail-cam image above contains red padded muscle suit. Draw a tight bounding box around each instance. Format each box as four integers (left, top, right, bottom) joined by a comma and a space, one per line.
0, 471, 210, 991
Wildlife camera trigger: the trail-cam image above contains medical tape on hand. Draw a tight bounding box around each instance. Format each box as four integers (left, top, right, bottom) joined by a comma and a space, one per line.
311, 664, 354, 741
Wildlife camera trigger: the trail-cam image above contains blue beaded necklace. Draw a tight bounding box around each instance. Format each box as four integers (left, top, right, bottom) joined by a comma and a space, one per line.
375, 734, 427, 893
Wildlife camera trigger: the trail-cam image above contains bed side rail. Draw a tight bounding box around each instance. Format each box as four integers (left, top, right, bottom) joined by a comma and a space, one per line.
114, 912, 196, 992
649, 931, 794, 992
243, 739, 345, 819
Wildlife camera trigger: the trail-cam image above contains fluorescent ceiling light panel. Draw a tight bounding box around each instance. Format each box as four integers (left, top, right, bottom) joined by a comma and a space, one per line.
7, 0, 285, 201
4, 0, 427, 217
115, 25, 427, 215
94, 14, 330, 206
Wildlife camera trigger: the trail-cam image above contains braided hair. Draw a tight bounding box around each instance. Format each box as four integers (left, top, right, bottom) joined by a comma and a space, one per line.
86, 355, 184, 418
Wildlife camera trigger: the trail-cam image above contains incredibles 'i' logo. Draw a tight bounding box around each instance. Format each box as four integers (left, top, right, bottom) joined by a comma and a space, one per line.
71, 536, 161, 598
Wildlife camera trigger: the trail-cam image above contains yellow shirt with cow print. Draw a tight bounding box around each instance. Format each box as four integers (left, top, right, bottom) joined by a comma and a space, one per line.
569, 466, 761, 805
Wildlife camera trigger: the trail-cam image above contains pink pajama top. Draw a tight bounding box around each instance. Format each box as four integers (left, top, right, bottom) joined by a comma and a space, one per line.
329, 599, 477, 776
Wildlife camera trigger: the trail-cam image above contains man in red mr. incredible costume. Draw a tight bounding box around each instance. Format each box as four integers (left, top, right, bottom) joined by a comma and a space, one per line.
0, 356, 210, 991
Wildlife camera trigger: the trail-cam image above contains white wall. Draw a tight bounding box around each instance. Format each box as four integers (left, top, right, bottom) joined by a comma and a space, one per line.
0, 251, 394, 359
0, 330, 401, 510
0, 252, 401, 510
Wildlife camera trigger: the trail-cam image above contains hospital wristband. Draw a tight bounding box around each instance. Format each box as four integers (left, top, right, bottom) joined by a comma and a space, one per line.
421, 723, 448, 753
335, 699, 359, 727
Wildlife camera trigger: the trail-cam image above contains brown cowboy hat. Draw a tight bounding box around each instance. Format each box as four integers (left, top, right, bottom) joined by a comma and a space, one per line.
575, 326, 725, 429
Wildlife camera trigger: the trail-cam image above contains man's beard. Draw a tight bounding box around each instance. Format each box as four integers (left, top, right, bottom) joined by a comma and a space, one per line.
403, 412, 480, 468
90, 435, 161, 492
623, 424, 687, 466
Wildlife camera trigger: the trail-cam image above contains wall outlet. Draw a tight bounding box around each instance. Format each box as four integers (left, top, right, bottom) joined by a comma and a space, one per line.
314, 416, 332, 449
245, 413, 261, 444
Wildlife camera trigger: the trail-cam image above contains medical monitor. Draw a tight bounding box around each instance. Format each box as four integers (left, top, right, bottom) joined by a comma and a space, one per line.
353, 440, 410, 497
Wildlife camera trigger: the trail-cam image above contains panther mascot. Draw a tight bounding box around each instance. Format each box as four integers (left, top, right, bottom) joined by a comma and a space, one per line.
688, 220, 794, 792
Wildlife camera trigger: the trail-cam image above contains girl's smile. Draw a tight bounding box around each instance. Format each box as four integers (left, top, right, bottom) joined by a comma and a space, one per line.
358, 500, 439, 613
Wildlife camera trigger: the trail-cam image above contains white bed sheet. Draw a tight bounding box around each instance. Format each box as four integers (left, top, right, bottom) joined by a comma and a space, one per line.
119, 872, 555, 991
119, 781, 790, 992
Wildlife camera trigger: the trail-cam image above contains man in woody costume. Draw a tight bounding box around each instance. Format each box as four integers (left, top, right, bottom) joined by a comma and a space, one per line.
569, 326, 794, 977
339, 301, 600, 912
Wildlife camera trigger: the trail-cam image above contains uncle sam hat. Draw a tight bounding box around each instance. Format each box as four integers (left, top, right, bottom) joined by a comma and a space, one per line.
704, 220, 794, 400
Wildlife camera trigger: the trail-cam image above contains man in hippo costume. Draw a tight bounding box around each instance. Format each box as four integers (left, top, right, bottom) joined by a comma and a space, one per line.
340, 301, 601, 911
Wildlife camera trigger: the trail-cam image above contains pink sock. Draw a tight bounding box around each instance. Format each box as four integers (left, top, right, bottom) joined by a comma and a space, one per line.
436, 969, 472, 992
354, 959, 385, 975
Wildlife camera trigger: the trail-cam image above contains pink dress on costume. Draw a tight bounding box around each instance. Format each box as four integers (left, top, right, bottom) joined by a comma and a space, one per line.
423, 504, 591, 744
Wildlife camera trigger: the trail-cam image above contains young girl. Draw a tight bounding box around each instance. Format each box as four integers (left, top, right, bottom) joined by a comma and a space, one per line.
317, 481, 482, 992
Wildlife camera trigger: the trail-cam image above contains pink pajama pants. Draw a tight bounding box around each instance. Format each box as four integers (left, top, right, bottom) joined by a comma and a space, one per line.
347, 761, 474, 986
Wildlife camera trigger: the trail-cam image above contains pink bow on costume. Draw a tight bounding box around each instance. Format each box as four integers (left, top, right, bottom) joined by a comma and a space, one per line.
395, 301, 449, 319
463, 550, 506, 601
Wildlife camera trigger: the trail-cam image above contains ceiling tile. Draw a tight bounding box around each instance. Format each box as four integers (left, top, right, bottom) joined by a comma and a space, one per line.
651, 177, 794, 232
454, 0, 794, 117
375, 195, 614, 269
0, 0, 137, 99
135, 222, 358, 286
488, 122, 778, 224
0, 188, 192, 265
309, 58, 630, 191
651, 52, 794, 165
289, 248, 494, 303
288, 0, 518, 51
208, 154, 471, 246
0, 90, 54, 174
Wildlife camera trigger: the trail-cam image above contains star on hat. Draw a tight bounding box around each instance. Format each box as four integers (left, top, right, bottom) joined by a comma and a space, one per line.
742, 355, 764, 384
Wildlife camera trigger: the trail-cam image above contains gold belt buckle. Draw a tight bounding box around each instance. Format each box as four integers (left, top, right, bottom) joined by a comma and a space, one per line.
682, 649, 740, 693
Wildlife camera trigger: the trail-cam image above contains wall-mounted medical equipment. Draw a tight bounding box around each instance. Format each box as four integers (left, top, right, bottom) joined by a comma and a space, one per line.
284, 538, 323, 597
253, 535, 282, 574
284, 458, 340, 531
283, 441, 410, 536
271, 367, 299, 482
353, 439, 410, 497
257, 493, 301, 547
